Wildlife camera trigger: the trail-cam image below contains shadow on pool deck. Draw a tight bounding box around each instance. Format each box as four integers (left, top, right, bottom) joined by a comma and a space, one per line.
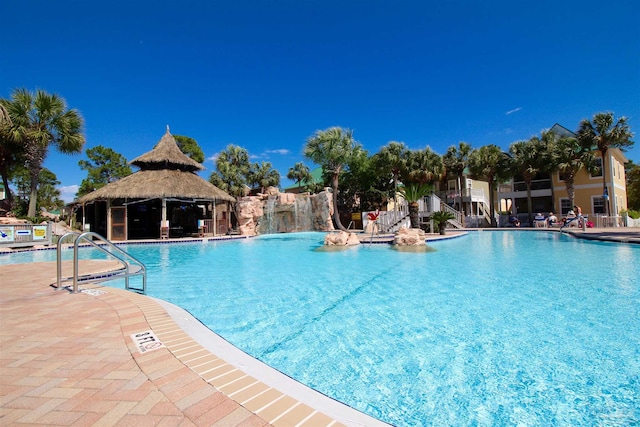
0, 260, 385, 426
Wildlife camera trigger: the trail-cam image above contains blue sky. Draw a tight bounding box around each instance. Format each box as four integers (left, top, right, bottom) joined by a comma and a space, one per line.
2, 0, 639, 202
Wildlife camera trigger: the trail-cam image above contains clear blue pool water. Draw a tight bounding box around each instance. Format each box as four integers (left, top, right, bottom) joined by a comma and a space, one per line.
3, 231, 639, 426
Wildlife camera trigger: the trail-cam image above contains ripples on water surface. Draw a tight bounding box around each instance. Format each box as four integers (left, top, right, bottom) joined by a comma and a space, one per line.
3, 231, 639, 426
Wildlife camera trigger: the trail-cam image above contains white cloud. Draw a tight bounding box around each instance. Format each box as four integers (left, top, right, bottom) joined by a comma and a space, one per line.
207, 153, 219, 163
59, 185, 79, 203
505, 107, 522, 115
265, 149, 290, 155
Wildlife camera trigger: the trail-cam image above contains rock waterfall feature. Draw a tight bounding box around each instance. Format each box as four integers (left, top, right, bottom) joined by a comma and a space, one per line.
235, 187, 334, 236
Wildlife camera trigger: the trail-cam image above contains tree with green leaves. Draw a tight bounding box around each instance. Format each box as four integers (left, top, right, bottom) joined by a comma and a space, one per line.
397, 183, 432, 228
576, 112, 634, 215
509, 133, 551, 226
209, 144, 251, 198
443, 141, 472, 214
468, 144, 511, 227
2, 88, 85, 217
174, 135, 205, 163
249, 161, 280, 193
11, 166, 63, 214
0, 101, 20, 207
374, 141, 410, 209
77, 145, 132, 197
403, 147, 443, 185
549, 133, 596, 210
287, 162, 313, 191
336, 146, 387, 214
625, 161, 640, 211
304, 127, 363, 231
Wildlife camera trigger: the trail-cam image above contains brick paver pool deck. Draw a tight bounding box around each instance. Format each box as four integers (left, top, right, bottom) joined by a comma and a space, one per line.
0, 260, 381, 426
1, 228, 637, 426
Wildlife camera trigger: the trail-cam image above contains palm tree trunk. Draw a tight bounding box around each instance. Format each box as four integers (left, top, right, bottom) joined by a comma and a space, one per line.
1, 167, 13, 208
28, 170, 39, 217
409, 202, 419, 228
526, 184, 533, 227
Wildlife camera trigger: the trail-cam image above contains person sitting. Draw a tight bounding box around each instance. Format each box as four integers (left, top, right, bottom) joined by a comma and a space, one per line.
534, 213, 546, 227
561, 210, 577, 229
547, 212, 558, 227
508, 213, 520, 227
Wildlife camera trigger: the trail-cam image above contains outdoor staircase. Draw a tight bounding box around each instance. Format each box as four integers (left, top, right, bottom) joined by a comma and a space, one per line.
56, 232, 147, 294
375, 194, 465, 233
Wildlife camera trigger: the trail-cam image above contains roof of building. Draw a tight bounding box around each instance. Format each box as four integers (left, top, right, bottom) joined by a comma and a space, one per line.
78, 128, 234, 203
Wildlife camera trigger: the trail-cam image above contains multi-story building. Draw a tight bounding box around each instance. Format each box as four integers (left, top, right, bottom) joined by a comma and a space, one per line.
496, 123, 629, 226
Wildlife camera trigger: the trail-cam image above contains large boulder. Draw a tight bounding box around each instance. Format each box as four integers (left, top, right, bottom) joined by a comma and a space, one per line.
236, 198, 264, 236
324, 231, 360, 246
311, 189, 334, 231
394, 227, 427, 246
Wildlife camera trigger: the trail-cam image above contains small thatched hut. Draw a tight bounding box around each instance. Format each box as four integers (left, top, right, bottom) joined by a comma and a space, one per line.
78, 127, 235, 240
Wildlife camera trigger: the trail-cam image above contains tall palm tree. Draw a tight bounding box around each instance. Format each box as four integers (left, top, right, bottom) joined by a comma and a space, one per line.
549, 134, 596, 210
442, 141, 471, 214
468, 144, 511, 227
509, 134, 550, 226
287, 162, 312, 191
3, 88, 85, 217
210, 144, 251, 198
375, 141, 410, 210
304, 127, 362, 231
576, 112, 634, 215
249, 161, 280, 194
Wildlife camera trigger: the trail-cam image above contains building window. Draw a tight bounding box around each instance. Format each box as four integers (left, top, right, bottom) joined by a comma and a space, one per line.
593, 197, 606, 214
558, 171, 569, 182
591, 158, 603, 178
560, 198, 572, 215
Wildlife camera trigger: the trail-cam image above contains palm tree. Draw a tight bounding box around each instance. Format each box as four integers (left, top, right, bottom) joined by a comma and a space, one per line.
249, 161, 280, 193
210, 144, 251, 198
304, 127, 363, 231
3, 88, 85, 217
442, 142, 471, 214
468, 145, 511, 227
549, 134, 596, 210
397, 183, 432, 228
375, 141, 410, 210
430, 210, 455, 235
509, 134, 550, 226
576, 112, 634, 215
287, 162, 312, 191
403, 147, 443, 185
0, 101, 18, 207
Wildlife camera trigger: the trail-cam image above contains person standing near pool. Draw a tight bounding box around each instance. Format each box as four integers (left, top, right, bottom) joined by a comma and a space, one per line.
574, 205, 585, 229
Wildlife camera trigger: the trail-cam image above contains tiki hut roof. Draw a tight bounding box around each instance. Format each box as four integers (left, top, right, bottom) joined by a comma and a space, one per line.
78, 169, 235, 203
78, 127, 235, 203
130, 126, 204, 172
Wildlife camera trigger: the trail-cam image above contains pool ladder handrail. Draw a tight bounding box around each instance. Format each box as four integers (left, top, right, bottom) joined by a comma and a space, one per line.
56, 232, 146, 294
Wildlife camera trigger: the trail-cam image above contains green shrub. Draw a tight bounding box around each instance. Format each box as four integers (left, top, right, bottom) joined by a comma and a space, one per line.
622, 209, 640, 219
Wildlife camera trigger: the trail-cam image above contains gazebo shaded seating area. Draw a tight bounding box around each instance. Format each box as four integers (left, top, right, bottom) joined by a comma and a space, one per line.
77, 128, 236, 241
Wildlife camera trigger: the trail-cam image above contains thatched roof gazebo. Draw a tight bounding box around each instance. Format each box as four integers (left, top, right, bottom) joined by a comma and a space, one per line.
78, 127, 235, 240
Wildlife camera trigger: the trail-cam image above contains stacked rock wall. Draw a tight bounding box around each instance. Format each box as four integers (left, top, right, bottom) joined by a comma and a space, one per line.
235, 187, 334, 236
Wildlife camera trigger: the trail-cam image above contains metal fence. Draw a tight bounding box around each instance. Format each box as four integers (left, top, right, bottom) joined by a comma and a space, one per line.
0, 223, 53, 249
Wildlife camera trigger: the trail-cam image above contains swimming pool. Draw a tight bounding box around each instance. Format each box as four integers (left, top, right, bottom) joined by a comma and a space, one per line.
3, 231, 639, 426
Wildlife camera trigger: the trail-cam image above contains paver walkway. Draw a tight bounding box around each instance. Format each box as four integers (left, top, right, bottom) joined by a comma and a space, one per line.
0, 261, 358, 426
